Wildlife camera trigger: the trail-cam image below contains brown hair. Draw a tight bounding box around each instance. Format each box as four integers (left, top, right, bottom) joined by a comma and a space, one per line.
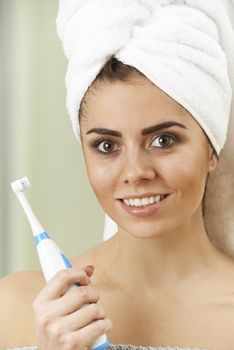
94, 55, 145, 83
79, 55, 145, 120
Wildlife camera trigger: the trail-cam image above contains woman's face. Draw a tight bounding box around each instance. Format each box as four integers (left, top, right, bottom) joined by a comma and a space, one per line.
80, 77, 217, 239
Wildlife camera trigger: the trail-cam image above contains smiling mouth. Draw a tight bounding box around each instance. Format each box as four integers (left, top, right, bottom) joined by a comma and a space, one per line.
119, 194, 169, 208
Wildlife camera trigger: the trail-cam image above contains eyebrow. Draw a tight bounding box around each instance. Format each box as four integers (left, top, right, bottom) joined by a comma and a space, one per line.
86, 121, 187, 137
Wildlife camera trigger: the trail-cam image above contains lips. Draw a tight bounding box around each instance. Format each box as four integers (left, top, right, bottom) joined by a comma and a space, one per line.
118, 194, 170, 218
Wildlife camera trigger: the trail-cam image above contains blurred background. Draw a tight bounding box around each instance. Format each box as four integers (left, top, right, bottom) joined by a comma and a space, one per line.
0, 0, 106, 277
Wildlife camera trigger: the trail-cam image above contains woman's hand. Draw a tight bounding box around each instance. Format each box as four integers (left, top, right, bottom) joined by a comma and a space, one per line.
33, 265, 112, 350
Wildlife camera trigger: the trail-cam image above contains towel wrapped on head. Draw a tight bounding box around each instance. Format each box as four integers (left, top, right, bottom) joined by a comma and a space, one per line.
56, 0, 234, 258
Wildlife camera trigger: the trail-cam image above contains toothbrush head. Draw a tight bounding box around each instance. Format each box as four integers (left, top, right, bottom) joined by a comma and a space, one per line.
11, 177, 31, 193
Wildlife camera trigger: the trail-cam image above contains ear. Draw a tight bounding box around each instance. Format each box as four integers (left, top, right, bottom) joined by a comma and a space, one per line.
208, 146, 218, 172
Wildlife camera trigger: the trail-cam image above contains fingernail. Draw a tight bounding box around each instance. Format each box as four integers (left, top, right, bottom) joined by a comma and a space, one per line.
84, 265, 95, 275
86, 265, 94, 270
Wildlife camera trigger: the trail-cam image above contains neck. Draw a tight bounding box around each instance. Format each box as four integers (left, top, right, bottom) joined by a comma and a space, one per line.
100, 212, 222, 293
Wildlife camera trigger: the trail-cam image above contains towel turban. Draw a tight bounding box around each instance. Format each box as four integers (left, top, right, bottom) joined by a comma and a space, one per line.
56, 0, 234, 258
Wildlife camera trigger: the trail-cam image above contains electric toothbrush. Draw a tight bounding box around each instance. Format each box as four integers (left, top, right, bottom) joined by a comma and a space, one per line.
11, 176, 109, 350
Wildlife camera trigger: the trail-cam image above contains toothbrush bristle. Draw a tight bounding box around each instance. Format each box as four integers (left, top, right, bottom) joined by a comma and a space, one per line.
11, 177, 31, 193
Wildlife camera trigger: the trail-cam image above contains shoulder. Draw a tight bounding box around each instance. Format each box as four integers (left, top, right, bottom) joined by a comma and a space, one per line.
71, 238, 119, 296
0, 270, 45, 349
71, 239, 113, 279
71, 239, 108, 269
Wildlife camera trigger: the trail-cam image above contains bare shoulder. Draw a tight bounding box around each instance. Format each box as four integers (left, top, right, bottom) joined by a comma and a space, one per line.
0, 270, 45, 349
71, 238, 111, 270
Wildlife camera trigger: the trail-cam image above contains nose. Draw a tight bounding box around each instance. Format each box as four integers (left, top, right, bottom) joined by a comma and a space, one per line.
120, 148, 157, 185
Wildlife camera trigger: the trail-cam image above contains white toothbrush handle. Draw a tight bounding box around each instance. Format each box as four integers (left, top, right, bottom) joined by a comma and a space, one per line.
11, 180, 109, 350
35, 233, 109, 350
15, 191, 44, 235
35, 233, 71, 281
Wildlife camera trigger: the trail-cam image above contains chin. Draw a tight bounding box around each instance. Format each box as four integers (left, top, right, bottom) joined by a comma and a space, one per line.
118, 219, 170, 239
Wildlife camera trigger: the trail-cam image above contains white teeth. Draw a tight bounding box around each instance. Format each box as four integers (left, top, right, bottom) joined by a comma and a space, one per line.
134, 199, 142, 206
142, 198, 149, 205
123, 195, 166, 207
155, 195, 161, 203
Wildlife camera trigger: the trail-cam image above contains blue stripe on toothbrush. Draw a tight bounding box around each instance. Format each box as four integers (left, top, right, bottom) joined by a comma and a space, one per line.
60, 253, 81, 287
34, 231, 50, 245
34, 232, 74, 270
93, 340, 110, 350
60, 252, 73, 268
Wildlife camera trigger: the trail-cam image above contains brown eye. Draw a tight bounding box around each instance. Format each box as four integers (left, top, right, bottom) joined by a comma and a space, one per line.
150, 134, 178, 148
98, 140, 117, 154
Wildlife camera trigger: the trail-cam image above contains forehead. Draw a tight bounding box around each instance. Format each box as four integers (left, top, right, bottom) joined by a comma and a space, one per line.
80, 78, 195, 130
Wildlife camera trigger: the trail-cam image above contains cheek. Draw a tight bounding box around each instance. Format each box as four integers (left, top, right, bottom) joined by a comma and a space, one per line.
85, 156, 114, 199
161, 151, 208, 200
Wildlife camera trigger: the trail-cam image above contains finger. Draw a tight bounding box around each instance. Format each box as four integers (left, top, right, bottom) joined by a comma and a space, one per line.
50, 286, 100, 317
53, 303, 106, 335
59, 303, 106, 332
75, 318, 113, 348
59, 318, 113, 350
82, 265, 95, 278
37, 268, 91, 301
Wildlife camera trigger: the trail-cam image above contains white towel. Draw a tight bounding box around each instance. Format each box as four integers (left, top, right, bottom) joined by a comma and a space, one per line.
56, 1, 234, 257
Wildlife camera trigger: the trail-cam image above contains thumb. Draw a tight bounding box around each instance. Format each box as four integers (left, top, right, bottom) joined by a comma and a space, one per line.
83, 265, 95, 278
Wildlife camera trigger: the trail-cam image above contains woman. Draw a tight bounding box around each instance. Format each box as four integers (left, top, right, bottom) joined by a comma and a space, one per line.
1, 1, 234, 349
